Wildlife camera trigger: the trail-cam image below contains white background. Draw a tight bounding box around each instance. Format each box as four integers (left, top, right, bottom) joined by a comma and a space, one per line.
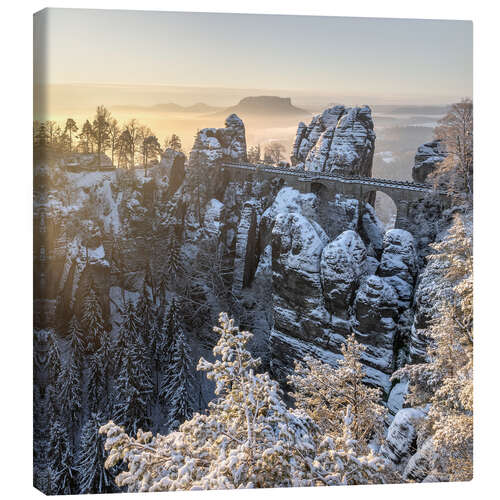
0, 0, 497, 498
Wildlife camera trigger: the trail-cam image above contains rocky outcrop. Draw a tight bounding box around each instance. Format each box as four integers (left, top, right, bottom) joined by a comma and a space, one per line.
412, 140, 447, 183
378, 229, 418, 308
320, 230, 367, 319
352, 276, 398, 382
291, 105, 375, 176
159, 148, 186, 196
186, 114, 247, 202
232, 200, 259, 296
381, 407, 427, 468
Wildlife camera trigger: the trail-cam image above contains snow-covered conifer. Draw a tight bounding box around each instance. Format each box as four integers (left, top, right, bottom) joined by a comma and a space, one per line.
113, 347, 151, 435
46, 332, 61, 386
289, 334, 387, 448
163, 226, 182, 281
77, 412, 117, 494
161, 326, 194, 430
66, 314, 85, 369
47, 420, 78, 495
82, 284, 105, 353
56, 353, 82, 428
87, 352, 105, 415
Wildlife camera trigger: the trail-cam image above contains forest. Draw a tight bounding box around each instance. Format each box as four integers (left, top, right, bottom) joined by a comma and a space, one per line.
33, 100, 473, 494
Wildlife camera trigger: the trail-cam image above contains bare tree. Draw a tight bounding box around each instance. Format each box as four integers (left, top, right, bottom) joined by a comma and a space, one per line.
64, 119, 78, 152
92, 106, 111, 167
247, 144, 261, 163
166, 133, 182, 152
264, 142, 286, 165
432, 98, 473, 203
108, 119, 121, 167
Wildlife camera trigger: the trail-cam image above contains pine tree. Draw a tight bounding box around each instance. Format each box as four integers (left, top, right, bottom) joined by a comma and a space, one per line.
56, 353, 82, 429
136, 278, 154, 346
113, 347, 151, 435
82, 284, 105, 353
289, 334, 387, 448
114, 301, 141, 373
96, 328, 113, 411
47, 420, 78, 495
46, 332, 61, 387
113, 301, 153, 434
87, 352, 105, 415
161, 326, 194, 430
149, 307, 165, 404
67, 314, 85, 370
77, 412, 117, 494
163, 226, 182, 283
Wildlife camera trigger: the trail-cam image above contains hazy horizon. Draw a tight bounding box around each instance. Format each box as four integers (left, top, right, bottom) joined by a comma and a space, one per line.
36, 9, 472, 109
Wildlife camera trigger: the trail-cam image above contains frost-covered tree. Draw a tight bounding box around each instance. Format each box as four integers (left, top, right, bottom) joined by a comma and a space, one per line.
289, 334, 386, 448
432, 98, 473, 202
113, 301, 153, 433
46, 332, 61, 387
96, 328, 113, 410
100, 313, 395, 491
113, 344, 152, 436
77, 412, 117, 494
136, 279, 154, 346
114, 300, 141, 373
66, 314, 85, 370
395, 213, 473, 481
56, 353, 82, 428
82, 284, 105, 353
87, 352, 105, 415
161, 324, 194, 430
47, 420, 78, 495
163, 226, 182, 284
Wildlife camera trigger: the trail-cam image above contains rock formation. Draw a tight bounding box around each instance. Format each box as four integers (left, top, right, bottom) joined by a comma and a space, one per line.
412, 139, 447, 183
291, 105, 375, 176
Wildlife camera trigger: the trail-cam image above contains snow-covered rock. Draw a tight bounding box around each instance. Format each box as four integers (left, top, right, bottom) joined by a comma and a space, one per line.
379, 229, 417, 285
403, 437, 436, 481
159, 148, 186, 195
259, 186, 318, 250
291, 105, 375, 177
186, 113, 247, 203
232, 200, 259, 296
381, 407, 427, 468
352, 275, 398, 378
412, 140, 447, 183
320, 230, 367, 319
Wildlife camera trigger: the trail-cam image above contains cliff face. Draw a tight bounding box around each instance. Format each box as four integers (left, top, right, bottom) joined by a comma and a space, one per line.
291, 105, 375, 176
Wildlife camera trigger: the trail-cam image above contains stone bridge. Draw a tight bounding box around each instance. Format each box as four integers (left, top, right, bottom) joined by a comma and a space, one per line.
221, 161, 449, 230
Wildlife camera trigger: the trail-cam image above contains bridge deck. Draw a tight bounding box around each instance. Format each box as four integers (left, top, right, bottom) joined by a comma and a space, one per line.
222, 161, 436, 194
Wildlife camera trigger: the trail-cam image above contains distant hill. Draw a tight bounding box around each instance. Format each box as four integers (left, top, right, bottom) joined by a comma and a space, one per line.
112, 102, 223, 113
215, 96, 310, 117
372, 104, 449, 115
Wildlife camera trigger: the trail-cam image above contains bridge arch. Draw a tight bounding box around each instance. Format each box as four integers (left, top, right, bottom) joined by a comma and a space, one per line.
362, 189, 397, 230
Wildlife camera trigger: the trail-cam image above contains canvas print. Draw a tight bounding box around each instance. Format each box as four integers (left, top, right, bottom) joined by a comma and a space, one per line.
33, 8, 473, 494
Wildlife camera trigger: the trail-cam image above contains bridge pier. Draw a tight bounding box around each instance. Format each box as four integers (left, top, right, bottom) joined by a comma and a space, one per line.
395, 200, 410, 230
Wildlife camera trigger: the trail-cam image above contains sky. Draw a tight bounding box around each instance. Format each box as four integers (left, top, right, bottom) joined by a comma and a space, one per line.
38, 8, 472, 106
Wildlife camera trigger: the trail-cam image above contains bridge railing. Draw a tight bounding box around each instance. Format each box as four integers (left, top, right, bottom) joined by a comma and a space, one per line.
221, 161, 434, 192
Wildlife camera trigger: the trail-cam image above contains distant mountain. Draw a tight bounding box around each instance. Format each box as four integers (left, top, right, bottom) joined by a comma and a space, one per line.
215, 96, 310, 117
112, 102, 223, 113
372, 105, 449, 115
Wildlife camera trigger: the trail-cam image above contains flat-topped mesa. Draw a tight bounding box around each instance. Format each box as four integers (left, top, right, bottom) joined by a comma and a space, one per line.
291, 105, 375, 177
